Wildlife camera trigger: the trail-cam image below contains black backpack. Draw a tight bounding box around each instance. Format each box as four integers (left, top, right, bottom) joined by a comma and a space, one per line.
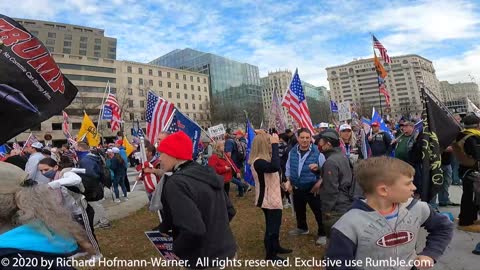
234, 139, 247, 162
80, 174, 104, 201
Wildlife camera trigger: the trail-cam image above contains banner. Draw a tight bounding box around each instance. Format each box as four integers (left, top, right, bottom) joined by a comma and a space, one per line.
166, 110, 202, 159
0, 15, 78, 144
208, 124, 225, 139
144, 231, 178, 260
338, 101, 351, 121
122, 135, 136, 156
102, 105, 113, 120
77, 113, 100, 147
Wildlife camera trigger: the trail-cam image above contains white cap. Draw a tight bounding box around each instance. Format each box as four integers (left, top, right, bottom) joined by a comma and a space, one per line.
339, 124, 352, 131
112, 147, 120, 154
319, 122, 329, 128
106, 149, 113, 154
31, 142, 43, 149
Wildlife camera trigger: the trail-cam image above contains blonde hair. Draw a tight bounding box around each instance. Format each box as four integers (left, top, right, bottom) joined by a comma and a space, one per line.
13, 185, 94, 254
354, 156, 415, 194
248, 133, 271, 165
214, 140, 225, 159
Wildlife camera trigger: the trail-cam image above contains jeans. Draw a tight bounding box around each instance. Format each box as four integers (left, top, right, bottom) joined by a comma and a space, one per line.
459, 172, 479, 226
113, 174, 127, 199
438, 165, 453, 204
262, 208, 282, 259
292, 188, 325, 236
231, 177, 247, 196
451, 156, 461, 185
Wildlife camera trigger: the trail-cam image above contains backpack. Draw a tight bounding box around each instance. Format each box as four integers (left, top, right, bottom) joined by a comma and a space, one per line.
98, 154, 112, 188
234, 139, 247, 162
79, 174, 104, 201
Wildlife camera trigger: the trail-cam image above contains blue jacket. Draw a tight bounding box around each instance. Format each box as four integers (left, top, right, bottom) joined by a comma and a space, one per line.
326, 198, 453, 270
285, 144, 325, 190
78, 153, 103, 179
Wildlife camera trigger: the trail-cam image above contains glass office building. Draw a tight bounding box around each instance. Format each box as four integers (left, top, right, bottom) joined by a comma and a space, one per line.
150, 48, 263, 126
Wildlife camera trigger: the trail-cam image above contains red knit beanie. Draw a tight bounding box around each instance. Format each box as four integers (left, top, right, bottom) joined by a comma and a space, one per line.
158, 131, 193, 160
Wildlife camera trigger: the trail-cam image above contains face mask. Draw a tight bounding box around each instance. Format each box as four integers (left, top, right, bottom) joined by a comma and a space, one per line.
42, 169, 56, 179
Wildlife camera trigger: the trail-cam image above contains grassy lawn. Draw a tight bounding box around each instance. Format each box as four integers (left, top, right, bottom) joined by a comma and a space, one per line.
91, 191, 325, 270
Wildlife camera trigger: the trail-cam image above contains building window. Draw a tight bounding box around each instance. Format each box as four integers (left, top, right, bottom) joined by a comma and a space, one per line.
127, 66, 132, 73
183, 74, 186, 80
204, 78, 207, 84
30, 30, 39, 36
72, 123, 81, 130
128, 88, 132, 95
108, 54, 115, 59
190, 76, 193, 82
192, 94, 195, 100
128, 100, 134, 107
205, 96, 208, 101
159, 91, 163, 96
139, 89, 144, 96
159, 81, 162, 87
177, 93, 181, 99
184, 94, 188, 99
167, 82, 171, 88
94, 52, 101, 57
139, 68, 143, 74
94, 45, 101, 50
158, 70, 162, 77
128, 77, 132, 84
52, 123, 62, 130
48, 32, 56, 38
199, 95, 202, 100
175, 73, 179, 79
95, 38, 101, 44
198, 86, 201, 91
108, 47, 116, 53
129, 113, 134, 120
46, 39, 55, 45
199, 104, 203, 110
168, 92, 172, 98
167, 72, 170, 78
79, 50, 86, 55
80, 36, 88, 42
183, 84, 187, 90
63, 48, 71, 54
140, 100, 145, 108
192, 104, 196, 110
64, 41, 71, 47
149, 69, 152, 76
64, 34, 72, 40
204, 87, 207, 92
191, 85, 194, 90
197, 77, 200, 83
185, 103, 189, 109
177, 103, 181, 109
176, 83, 179, 89
139, 78, 143, 85
149, 80, 153, 86
79, 43, 87, 48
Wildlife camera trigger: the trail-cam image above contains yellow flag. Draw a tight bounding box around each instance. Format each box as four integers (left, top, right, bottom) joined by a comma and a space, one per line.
123, 135, 135, 156
374, 52, 388, 79
77, 113, 100, 147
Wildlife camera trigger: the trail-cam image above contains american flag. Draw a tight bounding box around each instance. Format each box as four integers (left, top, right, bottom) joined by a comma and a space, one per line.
373, 35, 392, 63
166, 114, 179, 133
23, 133, 39, 148
62, 110, 72, 139
105, 93, 121, 131
146, 91, 175, 143
281, 70, 314, 134
12, 139, 20, 151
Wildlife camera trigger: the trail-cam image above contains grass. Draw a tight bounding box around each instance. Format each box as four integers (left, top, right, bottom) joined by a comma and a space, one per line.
89, 191, 325, 270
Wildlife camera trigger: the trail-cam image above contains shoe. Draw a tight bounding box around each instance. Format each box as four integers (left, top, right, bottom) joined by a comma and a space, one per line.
289, 228, 309, 235
123, 197, 129, 201
448, 201, 460, 206
277, 247, 293, 254
458, 224, 480, 233
246, 186, 252, 193
114, 199, 121, 203
97, 222, 112, 229
473, 243, 480, 255
316, 236, 327, 245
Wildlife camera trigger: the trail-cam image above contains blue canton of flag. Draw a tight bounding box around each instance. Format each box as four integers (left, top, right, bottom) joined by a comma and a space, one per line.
166, 114, 179, 133
102, 105, 113, 120
165, 110, 202, 159
243, 119, 256, 186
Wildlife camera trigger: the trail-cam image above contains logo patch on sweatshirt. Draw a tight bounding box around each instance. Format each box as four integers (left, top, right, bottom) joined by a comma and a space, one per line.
376, 231, 414, 247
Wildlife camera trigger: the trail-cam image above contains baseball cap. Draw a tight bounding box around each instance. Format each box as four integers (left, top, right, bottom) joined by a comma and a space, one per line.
339, 124, 352, 131
319, 122, 329, 128
371, 122, 380, 127
31, 142, 43, 149
106, 149, 113, 154
112, 147, 120, 154
320, 129, 340, 143
233, 130, 244, 136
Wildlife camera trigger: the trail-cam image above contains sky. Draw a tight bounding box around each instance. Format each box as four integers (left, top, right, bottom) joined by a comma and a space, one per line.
3, 0, 480, 87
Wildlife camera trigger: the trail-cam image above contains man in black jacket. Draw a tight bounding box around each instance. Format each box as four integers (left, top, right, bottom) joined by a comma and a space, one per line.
368, 121, 392, 156
157, 131, 237, 269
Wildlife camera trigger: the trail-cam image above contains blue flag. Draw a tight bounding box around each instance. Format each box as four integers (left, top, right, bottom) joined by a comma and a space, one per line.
244, 119, 255, 186
372, 107, 393, 139
102, 105, 113, 120
0, 144, 7, 157
165, 110, 202, 159
330, 100, 338, 113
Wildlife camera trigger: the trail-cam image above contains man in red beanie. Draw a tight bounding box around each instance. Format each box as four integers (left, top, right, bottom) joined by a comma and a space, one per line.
156, 131, 237, 268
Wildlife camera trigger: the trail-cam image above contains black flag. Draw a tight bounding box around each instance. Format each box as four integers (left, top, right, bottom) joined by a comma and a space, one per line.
417, 88, 461, 201
0, 15, 78, 144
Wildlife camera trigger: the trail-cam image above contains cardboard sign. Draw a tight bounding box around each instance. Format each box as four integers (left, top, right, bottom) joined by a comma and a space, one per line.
208, 124, 225, 138
144, 231, 178, 260
338, 101, 351, 121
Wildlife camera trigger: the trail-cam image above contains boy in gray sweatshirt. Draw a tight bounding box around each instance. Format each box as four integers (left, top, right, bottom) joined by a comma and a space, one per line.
326, 156, 453, 270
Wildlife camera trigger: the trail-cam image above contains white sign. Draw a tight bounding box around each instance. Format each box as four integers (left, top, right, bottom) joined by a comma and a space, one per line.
338, 101, 352, 121
208, 124, 225, 138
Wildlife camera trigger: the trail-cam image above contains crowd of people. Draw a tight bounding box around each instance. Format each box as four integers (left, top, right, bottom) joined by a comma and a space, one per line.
2, 111, 480, 269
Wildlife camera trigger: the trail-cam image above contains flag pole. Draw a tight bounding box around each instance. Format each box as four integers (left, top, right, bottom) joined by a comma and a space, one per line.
96, 81, 110, 144
372, 36, 384, 117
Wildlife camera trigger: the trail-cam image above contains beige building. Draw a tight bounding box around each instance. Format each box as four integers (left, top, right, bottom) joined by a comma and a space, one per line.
326, 54, 441, 117
14, 54, 211, 143
261, 70, 293, 126
441, 81, 480, 106
16, 18, 117, 59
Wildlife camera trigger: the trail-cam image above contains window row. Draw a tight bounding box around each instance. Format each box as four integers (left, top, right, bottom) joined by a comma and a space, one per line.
126, 67, 207, 84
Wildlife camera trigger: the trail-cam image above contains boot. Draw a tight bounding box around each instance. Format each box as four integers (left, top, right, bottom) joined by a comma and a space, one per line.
272, 233, 292, 254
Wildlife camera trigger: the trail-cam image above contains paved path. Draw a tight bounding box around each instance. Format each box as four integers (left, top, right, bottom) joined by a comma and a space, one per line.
98, 170, 480, 269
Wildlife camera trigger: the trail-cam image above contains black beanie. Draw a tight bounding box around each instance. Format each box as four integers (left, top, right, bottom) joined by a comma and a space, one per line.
462, 113, 480, 128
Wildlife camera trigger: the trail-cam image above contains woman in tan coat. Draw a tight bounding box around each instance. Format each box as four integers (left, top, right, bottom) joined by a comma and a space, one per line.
248, 132, 292, 262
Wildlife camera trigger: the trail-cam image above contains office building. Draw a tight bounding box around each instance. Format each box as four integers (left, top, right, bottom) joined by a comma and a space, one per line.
441, 81, 480, 106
